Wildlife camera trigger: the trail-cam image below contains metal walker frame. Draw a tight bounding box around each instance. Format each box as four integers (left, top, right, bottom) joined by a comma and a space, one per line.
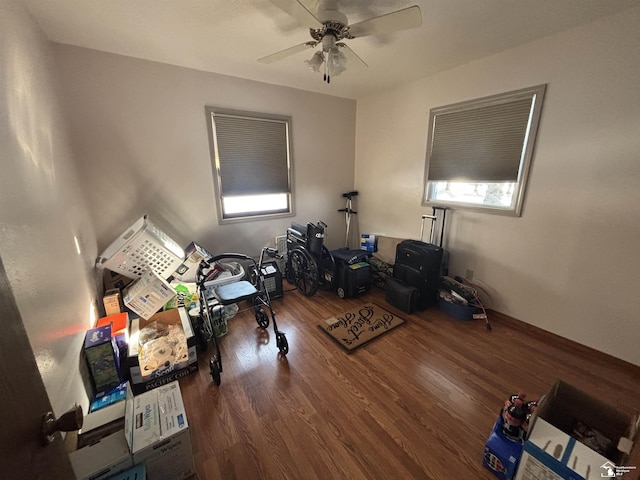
195, 247, 287, 385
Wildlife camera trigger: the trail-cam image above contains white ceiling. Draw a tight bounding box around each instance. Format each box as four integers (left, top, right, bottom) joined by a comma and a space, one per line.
23, 0, 640, 99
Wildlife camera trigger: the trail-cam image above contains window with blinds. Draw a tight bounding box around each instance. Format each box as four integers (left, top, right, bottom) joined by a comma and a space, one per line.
423, 85, 546, 216
206, 107, 293, 222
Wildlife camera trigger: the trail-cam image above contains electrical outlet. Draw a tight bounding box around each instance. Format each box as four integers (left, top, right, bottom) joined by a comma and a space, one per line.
465, 269, 474, 281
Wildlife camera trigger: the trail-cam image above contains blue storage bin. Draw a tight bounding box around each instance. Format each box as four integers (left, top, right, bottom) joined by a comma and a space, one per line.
438, 298, 481, 321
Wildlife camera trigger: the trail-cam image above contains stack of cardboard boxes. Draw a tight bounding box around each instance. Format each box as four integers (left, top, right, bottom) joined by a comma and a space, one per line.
75, 222, 211, 478
69, 381, 194, 480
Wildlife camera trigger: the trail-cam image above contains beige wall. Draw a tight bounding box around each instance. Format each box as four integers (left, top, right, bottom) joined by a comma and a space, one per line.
53, 45, 357, 255
355, 6, 640, 365
3, 0, 637, 426
0, 0, 99, 415
1, 1, 355, 418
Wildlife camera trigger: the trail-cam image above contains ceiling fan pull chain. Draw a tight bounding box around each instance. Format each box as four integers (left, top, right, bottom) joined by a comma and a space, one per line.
324, 54, 328, 83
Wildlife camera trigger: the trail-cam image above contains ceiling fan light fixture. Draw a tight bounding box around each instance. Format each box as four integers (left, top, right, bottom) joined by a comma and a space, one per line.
305, 50, 325, 73
327, 47, 346, 77
262, 0, 423, 85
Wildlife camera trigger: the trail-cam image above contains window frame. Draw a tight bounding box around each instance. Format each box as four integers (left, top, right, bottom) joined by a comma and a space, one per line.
422, 84, 546, 216
205, 106, 295, 224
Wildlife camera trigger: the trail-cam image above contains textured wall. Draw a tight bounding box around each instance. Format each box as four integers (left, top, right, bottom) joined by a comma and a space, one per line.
53, 45, 357, 256
0, 0, 99, 415
355, 6, 640, 365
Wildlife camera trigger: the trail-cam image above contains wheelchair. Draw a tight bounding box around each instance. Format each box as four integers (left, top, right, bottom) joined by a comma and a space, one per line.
285, 221, 336, 296
195, 247, 287, 385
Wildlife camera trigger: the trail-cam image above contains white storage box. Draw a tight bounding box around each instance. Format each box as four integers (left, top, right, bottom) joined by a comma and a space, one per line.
123, 270, 177, 320
96, 215, 184, 280
124, 381, 195, 480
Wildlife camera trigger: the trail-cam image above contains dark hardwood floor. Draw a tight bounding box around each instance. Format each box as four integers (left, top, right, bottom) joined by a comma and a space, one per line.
179, 284, 640, 480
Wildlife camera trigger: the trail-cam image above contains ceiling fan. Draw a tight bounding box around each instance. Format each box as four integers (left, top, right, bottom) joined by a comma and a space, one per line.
259, 0, 422, 84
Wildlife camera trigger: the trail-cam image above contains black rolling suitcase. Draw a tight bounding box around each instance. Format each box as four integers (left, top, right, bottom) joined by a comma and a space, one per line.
393, 240, 443, 310
386, 207, 448, 313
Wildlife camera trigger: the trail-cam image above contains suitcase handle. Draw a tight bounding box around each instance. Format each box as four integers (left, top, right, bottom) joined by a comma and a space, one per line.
420, 215, 436, 243
419, 208, 448, 246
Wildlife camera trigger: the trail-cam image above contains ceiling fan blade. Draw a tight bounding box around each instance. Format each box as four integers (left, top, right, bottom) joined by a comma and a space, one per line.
338, 44, 368, 68
348, 5, 422, 38
258, 42, 317, 64
268, 0, 323, 29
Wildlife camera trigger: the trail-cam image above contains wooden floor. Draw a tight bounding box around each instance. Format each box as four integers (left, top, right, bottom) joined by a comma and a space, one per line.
179, 285, 640, 480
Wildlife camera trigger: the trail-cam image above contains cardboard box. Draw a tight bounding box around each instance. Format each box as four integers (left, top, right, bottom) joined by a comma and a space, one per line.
126, 308, 197, 395
360, 234, 377, 252
81, 400, 127, 443
172, 241, 213, 282
129, 363, 198, 396
69, 430, 133, 480
515, 380, 638, 480
108, 463, 146, 480
104, 288, 125, 316
70, 403, 131, 480
124, 270, 177, 320
90, 382, 127, 413
483, 416, 524, 480
124, 381, 195, 480
97, 312, 129, 337
84, 324, 122, 396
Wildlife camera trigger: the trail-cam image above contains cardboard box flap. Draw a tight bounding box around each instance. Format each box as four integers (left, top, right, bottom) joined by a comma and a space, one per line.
618, 436, 633, 454
539, 381, 632, 443
617, 411, 640, 454
527, 380, 638, 467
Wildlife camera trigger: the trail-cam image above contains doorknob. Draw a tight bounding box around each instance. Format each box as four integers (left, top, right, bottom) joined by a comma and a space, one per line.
41, 404, 83, 444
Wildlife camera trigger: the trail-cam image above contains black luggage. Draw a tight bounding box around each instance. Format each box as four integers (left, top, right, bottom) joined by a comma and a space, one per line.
385, 276, 419, 313
385, 207, 448, 313
393, 240, 443, 310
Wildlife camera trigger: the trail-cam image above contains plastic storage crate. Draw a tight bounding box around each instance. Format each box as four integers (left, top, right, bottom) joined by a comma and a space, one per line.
96, 215, 185, 280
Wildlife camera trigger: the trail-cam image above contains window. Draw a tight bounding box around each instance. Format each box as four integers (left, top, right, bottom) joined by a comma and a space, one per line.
205, 107, 294, 222
423, 85, 546, 216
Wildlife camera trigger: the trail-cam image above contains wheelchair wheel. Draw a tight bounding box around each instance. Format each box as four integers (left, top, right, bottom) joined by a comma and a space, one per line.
287, 246, 319, 296
209, 356, 221, 386
276, 332, 289, 355
318, 245, 336, 291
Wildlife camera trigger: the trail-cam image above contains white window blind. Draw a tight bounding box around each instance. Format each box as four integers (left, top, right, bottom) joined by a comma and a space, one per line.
423, 85, 546, 216
428, 98, 533, 182
213, 114, 290, 196
206, 107, 293, 222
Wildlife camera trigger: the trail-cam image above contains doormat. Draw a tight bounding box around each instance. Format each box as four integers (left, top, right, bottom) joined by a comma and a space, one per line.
318, 303, 405, 353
